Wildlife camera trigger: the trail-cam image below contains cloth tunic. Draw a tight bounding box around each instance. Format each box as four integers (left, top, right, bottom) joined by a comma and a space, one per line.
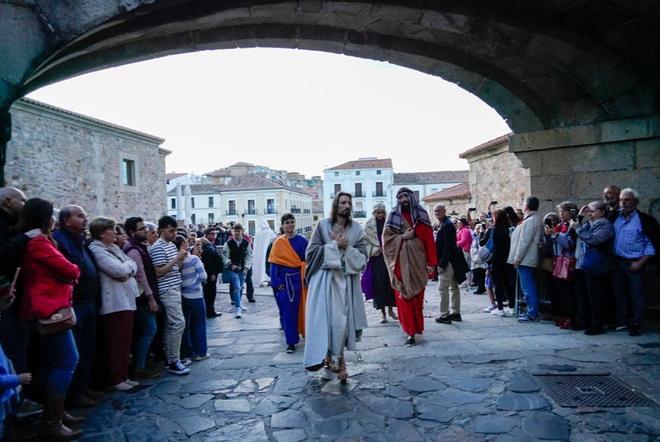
252, 219, 276, 287
269, 234, 308, 345
362, 217, 395, 309
303, 219, 368, 369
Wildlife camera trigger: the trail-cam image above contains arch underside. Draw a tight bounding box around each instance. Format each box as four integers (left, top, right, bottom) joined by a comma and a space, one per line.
7, 1, 660, 133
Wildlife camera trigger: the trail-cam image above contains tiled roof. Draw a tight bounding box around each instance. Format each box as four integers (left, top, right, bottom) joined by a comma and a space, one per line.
422, 183, 471, 201
165, 172, 187, 180
326, 158, 393, 170
394, 170, 468, 185
459, 133, 512, 158
166, 176, 309, 196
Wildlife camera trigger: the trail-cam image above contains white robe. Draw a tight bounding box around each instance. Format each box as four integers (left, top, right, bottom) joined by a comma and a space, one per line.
251, 219, 276, 287
303, 219, 368, 369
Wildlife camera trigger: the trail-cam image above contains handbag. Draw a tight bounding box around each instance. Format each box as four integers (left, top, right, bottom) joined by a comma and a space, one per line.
582, 248, 607, 276
36, 306, 77, 335
477, 229, 495, 263
552, 255, 576, 281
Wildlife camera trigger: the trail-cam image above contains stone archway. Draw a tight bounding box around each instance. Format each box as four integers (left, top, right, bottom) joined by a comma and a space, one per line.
1, 1, 659, 208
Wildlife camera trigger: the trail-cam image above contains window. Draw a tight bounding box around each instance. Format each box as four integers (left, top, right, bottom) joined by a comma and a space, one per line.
356, 171, 360, 176
375, 182, 383, 196
191, 197, 195, 209
248, 200, 256, 215
228, 200, 236, 215
208, 213, 215, 224
334, 172, 339, 176
266, 199, 275, 214
334, 184, 341, 194
208, 196, 214, 208
248, 220, 256, 236
354, 183, 362, 197
376, 170, 381, 175
121, 159, 136, 186
170, 198, 176, 209
190, 214, 196, 225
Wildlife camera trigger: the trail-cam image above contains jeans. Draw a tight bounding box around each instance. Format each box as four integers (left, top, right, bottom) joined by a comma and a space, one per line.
517, 265, 539, 319
181, 297, 208, 358
612, 257, 647, 326
134, 304, 157, 370
69, 302, 96, 398
38, 329, 79, 397
229, 271, 246, 311
159, 287, 186, 364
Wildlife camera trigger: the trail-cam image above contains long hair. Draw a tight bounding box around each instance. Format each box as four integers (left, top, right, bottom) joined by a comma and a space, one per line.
503, 206, 520, 226
493, 209, 510, 230
330, 192, 352, 226
17, 198, 54, 235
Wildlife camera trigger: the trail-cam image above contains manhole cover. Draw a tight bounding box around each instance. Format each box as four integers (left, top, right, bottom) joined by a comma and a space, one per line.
533, 374, 656, 407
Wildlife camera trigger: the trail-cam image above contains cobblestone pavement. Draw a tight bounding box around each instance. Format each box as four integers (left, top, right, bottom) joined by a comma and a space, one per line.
78, 281, 660, 441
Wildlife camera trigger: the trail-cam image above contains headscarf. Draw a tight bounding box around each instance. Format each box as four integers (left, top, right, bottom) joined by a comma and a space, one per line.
372, 203, 386, 213
385, 187, 432, 233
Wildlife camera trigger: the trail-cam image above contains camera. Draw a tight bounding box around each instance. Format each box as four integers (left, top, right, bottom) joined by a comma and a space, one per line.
468, 207, 477, 212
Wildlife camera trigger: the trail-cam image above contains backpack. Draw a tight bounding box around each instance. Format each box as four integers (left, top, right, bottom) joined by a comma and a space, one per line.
477, 228, 495, 263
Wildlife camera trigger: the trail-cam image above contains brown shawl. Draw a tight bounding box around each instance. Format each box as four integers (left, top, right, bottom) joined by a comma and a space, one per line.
382, 217, 428, 299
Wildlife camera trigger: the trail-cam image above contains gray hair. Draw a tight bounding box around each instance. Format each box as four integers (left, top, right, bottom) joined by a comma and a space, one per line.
620, 188, 639, 200
58, 205, 83, 225
588, 201, 607, 212
434, 204, 446, 211
144, 222, 157, 232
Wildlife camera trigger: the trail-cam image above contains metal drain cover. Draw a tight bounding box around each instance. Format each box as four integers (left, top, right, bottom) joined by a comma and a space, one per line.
533, 374, 656, 408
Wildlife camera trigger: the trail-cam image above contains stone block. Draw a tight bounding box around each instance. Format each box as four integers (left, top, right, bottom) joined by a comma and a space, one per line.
540, 142, 634, 175
636, 138, 660, 169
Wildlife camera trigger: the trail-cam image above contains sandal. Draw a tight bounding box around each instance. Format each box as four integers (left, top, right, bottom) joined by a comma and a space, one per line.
336, 357, 348, 384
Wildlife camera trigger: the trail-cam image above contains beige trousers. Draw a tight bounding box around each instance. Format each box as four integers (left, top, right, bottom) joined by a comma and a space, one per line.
439, 262, 461, 316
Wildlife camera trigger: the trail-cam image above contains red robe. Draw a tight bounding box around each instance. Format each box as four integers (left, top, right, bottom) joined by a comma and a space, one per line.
393, 211, 437, 336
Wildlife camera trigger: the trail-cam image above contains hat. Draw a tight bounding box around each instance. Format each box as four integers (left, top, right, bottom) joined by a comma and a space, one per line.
373, 203, 386, 213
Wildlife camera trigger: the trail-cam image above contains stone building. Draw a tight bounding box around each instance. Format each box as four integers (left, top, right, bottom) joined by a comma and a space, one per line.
393, 171, 469, 206
459, 134, 530, 212
422, 183, 471, 219
7, 98, 169, 222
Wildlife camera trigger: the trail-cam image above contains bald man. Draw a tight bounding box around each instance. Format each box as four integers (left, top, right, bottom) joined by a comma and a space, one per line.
0, 187, 26, 237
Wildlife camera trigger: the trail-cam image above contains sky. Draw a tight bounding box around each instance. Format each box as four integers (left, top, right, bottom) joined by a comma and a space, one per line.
27, 48, 511, 178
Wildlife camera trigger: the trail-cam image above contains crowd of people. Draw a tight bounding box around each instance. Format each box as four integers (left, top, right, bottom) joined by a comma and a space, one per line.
0, 183, 656, 439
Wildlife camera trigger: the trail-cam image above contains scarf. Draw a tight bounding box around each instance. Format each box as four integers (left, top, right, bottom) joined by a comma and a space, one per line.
385, 188, 431, 233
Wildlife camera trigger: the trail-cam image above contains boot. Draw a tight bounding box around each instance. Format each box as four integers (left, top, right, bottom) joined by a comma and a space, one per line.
41, 395, 83, 440
62, 410, 85, 425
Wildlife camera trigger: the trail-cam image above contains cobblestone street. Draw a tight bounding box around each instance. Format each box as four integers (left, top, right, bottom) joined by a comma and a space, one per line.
78, 282, 660, 441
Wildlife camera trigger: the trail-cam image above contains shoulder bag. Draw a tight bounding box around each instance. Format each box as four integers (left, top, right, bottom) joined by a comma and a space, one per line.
37, 306, 77, 335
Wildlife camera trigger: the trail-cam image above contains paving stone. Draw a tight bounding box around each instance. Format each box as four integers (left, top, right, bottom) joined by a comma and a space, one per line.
273, 373, 308, 394
496, 392, 552, 411
150, 380, 181, 395
385, 385, 411, 399
424, 388, 487, 407
386, 419, 424, 441
173, 415, 215, 436
359, 396, 413, 419
306, 397, 355, 418
321, 379, 359, 395
535, 364, 577, 372
439, 376, 492, 393
214, 399, 251, 413
253, 396, 297, 416
204, 419, 267, 441
509, 371, 541, 393
521, 412, 570, 440
271, 409, 307, 429
312, 419, 349, 436
404, 377, 444, 393
255, 377, 275, 390
415, 403, 457, 423
461, 354, 523, 364
473, 415, 518, 434
179, 393, 213, 409
272, 429, 307, 442
234, 380, 256, 393
183, 379, 237, 394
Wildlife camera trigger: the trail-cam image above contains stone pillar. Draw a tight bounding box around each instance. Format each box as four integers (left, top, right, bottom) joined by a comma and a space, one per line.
0, 111, 11, 186
510, 115, 660, 320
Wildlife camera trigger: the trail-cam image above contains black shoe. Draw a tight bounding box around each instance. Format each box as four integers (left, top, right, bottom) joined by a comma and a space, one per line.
629, 323, 642, 336
448, 313, 462, 322
584, 327, 605, 336
286, 345, 295, 354
248, 298, 256, 303
405, 336, 415, 346
206, 311, 222, 318
435, 316, 452, 324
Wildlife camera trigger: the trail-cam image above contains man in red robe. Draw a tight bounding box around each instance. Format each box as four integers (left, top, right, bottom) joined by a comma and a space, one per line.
382, 187, 437, 346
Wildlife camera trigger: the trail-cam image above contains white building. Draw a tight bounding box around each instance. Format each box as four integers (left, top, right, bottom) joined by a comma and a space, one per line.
393, 171, 469, 203
323, 158, 394, 222
167, 175, 314, 237
166, 172, 205, 192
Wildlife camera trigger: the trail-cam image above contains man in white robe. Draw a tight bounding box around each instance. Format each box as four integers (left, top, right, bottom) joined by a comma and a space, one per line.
251, 218, 276, 287
303, 192, 368, 383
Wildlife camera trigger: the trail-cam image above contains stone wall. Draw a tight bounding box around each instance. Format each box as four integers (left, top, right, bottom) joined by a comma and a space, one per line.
423, 197, 471, 220
6, 98, 169, 223
463, 142, 531, 213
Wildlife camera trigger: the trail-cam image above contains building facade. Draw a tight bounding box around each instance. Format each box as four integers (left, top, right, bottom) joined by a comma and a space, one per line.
422, 183, 472, 219
393, 171, 469, 205
7, 98, 169, 222
167, 176, 314, 237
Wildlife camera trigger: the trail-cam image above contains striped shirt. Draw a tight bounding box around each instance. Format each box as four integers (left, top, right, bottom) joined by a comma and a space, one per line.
181, 254, 207, 299
148, 239, 182, 293
613, 210, 656, 259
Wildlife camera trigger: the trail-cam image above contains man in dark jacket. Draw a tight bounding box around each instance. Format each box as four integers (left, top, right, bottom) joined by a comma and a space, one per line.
53, 205, 103, 407
201, 228, 223, 318
434, 204, 468, 324
611, 188, 659, 336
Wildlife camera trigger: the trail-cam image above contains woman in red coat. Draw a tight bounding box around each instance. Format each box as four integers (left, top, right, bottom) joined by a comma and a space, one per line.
19, 198, 83, 440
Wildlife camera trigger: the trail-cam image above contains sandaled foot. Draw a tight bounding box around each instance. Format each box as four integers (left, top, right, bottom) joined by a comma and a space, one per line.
337, 357, 348, 384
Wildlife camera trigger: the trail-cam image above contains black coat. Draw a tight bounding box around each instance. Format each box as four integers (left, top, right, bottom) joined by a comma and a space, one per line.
201, 243, 223, 277
435, 217, 469, 283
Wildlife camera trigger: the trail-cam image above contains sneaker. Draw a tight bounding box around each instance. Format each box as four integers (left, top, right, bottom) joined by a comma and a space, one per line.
181, 358, 193, 366
235, 307, 242, 318
518, 315, 538, 323
124, 379, 140, 387
167, 360, 191, 375
193, 354, 211, 361
286, 345, 295, 354
490, 309, 504, 317
615, 325, 628, 332
448, 313, 462, 322
405, 336, 416, 346
16, 399, 43, 418
482, 305, 496, 313
112, 381, 133, 391
503, 307, 515, 316
435, 316, 452, 324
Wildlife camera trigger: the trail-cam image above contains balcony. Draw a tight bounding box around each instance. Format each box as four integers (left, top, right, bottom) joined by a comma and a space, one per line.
372, 191, 387, 197
353, 192, 365, 198
264, 208, 277, 215
246, 209, 257, 215
225, 210, 237, 216
353, 211, 367, 218
303, 209, 311, 214
291, 208, 302, 214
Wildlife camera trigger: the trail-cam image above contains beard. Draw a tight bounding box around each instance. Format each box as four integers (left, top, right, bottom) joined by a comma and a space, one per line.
338, 208, 351, 217
401, 202, 410, 210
